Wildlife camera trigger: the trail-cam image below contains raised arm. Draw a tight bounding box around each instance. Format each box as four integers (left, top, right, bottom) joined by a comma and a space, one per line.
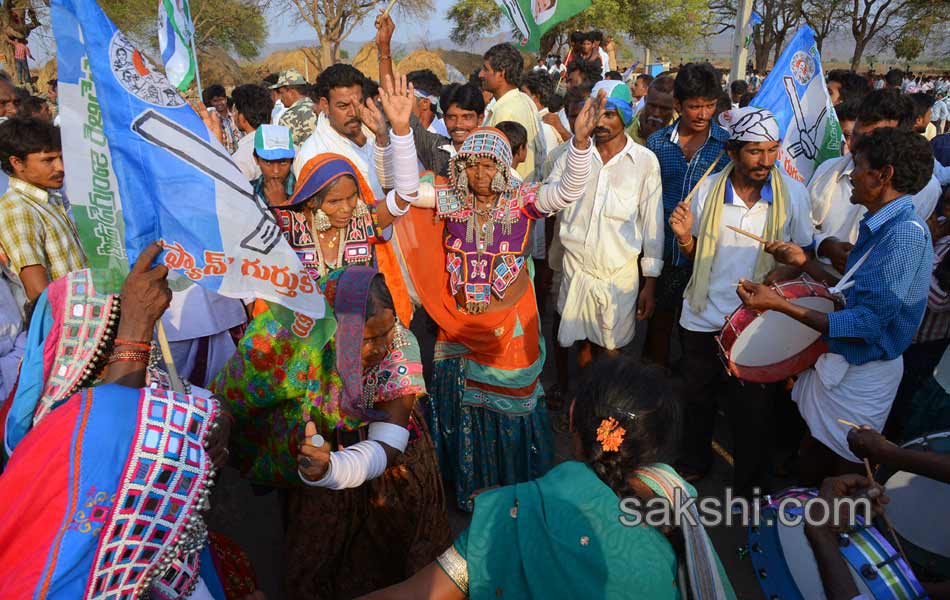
533, 90, 605, 214
371, 74, 417, 230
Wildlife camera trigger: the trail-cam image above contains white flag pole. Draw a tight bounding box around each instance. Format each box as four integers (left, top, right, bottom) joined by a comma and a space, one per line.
184, 1, 203, 100
730, 0, 753, 83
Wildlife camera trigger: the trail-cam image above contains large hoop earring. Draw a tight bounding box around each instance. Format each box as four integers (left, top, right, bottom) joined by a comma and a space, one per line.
312, 208, 332, 232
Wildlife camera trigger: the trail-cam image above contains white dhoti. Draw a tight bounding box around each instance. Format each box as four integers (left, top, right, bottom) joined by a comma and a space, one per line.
556, 258, 640, 350
792, 352, 903, 462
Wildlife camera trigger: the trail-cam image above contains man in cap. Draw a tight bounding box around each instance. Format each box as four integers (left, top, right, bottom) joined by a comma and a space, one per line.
737, 127, 934, 484
553, 80, 664, 374
251, 124, 296, 207
668, 106, 814, 497
272, 69, 316, 147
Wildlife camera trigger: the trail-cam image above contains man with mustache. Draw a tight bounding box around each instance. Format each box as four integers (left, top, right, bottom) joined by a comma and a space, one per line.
627, 76, 675, 146
668, 107, 813, 496
0, 117, 86, 304
479, 43, 546, 183
644, 62, 730, 369
553, 80, 664, 374
809, 89, 940, 276
293, 63, 387, 197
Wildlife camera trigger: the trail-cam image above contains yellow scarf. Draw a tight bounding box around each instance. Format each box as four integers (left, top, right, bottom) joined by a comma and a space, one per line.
684, 164, 789, 314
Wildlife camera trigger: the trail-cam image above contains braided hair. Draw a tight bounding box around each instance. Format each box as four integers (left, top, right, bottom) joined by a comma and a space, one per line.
571, 356, 680, 499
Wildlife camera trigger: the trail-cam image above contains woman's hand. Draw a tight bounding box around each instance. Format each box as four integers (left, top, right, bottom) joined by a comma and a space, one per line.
571, 88, 606, 148
379, 73, 414, 137
117, 242, 173, 342
297, 421, 332, 482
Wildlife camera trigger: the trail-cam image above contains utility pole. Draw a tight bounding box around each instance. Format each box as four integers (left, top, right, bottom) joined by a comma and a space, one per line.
730, 0, 754, 83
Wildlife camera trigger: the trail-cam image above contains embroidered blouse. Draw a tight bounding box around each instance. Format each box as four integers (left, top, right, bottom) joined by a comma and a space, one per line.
273, 202, 387, 280
432, 140, 593, 313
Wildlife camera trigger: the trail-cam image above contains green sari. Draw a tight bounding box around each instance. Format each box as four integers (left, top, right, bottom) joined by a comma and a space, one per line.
438, 461, 736, 599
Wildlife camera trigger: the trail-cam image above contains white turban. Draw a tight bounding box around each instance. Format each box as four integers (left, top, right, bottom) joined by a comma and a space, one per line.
718, 107, 780, 143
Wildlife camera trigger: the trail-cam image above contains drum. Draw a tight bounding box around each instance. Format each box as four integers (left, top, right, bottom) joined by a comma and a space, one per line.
748, 488, 927, 599
718, 279, 842, 383
876, 429, 950, 580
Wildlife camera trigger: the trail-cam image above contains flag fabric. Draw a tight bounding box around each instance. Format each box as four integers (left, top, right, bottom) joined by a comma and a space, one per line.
745, 10, 762, 48
494, 0, 591, 52
52, 0, 327, 322
751, 25, 841, 184
158, 0, 196, 92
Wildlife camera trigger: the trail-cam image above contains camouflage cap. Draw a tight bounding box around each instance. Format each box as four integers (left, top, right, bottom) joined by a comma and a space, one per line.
270, 69, 308, 89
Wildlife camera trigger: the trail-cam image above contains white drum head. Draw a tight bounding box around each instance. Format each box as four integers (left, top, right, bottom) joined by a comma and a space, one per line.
884, 470, 950, 558
776, 518, 876, 599
730, 296, 836, 368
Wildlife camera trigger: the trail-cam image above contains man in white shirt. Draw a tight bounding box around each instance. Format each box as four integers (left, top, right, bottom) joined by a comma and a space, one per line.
230, 83, 274, 181
293, 64, 385, 197
810, 89, 940, 274
554, 80, 664, 370
668, 107, 814, 497
479, 43, 546, 182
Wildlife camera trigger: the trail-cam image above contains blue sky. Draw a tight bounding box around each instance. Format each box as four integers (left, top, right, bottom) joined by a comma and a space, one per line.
265, 0, 459, 47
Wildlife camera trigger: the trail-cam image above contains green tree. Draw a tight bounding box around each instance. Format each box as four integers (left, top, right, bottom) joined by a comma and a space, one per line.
103, 0, 268, 60
893, 34, 924, 69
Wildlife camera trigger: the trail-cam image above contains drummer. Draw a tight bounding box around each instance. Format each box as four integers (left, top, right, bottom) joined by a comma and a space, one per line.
737, 127, 934, 484
668, 106, 813, 496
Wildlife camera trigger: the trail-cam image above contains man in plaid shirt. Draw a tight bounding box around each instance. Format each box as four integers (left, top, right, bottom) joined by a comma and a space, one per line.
0, 118, 86, 305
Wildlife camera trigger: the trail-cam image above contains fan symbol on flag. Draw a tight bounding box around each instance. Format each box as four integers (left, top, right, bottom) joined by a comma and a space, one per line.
782, 76, 827, 160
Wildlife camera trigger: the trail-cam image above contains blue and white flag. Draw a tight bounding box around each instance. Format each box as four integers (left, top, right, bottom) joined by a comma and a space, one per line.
745, 10, 762, 48
52, 0, 326, 320
158, 0, 196, 91
751, 25, 841, 184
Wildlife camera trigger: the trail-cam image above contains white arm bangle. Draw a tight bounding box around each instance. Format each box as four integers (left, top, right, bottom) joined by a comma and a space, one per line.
374, 142, 394, 191
298, 439, 388, 489
385, 189, 410, 217
368, 421, 411, 453
415, 181, 436, 208
390, 130, 420, 201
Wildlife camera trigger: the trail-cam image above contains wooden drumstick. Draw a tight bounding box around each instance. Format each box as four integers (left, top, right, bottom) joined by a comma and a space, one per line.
682, 149, 725, 207
726, 225, 767, 244
841, 418, 913, 567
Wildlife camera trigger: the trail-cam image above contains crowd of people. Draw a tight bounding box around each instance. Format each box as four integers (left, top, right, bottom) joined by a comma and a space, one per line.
1, 12, 950, 600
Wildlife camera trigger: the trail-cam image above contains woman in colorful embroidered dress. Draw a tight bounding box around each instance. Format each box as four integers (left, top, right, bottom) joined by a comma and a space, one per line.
0, 244, 246, 599
360, 356, 737, 600
385, 78, 606, 509
0, 384, 226, 599
212, 266, 451, 600
268, 83, 423, 327
1, 243, 231, 455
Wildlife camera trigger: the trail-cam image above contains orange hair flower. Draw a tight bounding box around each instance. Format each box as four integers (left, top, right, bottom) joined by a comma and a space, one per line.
596, 417, 626, 453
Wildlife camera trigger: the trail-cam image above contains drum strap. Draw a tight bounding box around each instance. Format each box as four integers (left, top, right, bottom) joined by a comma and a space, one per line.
830, 243, 877, 294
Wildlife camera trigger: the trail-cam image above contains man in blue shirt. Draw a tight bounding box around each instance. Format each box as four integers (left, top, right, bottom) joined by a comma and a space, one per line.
644, 62, 730, 367
738, 127, 934, 482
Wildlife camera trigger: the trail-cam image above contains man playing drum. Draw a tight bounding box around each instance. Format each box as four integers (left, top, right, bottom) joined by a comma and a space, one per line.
668, 107, 814, 496
737, 127, 934, 484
